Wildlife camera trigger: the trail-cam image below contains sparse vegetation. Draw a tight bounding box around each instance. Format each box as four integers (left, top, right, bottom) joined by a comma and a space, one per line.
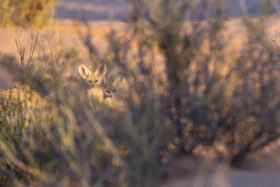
0, 0, 56, 27
0, 0, 280, 186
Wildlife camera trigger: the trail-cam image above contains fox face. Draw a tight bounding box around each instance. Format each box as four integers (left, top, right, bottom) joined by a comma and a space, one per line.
103, 84, 117, 98
102, 76, 125, 99
78, 64, 107, 88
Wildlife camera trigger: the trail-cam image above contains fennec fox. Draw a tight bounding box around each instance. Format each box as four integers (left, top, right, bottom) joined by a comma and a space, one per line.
78, 64, 107, 102
78, 64, 125, 107
78, 64, 107, 88
102, 76, 125, 99
101, 76, 126, 109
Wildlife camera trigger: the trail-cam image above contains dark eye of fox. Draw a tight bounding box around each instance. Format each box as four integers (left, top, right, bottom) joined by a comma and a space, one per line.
95, 80, 98, 83
88, 80, 92, 83
112, 90, 116, 93
106, 90, 110, 93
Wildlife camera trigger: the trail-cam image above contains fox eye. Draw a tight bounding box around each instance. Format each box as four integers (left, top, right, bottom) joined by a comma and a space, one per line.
106, 90, 110, 93
112, 90, 116, 93
88, 80, 92, 83
95, 80, 98, 83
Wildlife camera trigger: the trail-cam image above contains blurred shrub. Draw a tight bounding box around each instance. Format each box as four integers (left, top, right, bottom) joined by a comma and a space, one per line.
1, 0, 280, 186
0, 84, 52, 185
226, 18, 280, 167
123, 0, 280, 168
0, 37, 172, 186
0, 0, 56, 27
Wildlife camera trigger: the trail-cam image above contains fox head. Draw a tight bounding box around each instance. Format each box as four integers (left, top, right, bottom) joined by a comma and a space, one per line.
79, 64, 107, 87
102, 76, 125, 98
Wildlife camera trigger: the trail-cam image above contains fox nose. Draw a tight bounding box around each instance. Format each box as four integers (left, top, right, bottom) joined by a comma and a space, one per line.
110, 95, 112, 98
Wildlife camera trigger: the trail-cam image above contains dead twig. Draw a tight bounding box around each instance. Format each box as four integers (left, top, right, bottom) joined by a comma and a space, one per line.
14, 29, 38, 67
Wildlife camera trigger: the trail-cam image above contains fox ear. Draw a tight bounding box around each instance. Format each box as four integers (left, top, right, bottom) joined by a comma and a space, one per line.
102, 77, 108, 84
113, 76, 126, 87
95, 64, 107, 78
79, 65, 91, 79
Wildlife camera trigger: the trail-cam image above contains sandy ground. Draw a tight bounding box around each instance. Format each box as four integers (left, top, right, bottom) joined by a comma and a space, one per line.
160, 169, 280, 187
159, 140, 280, 187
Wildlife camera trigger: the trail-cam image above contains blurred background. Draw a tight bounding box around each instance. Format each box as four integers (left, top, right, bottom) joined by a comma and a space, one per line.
55, 0, 279, 20
1, 0, 280, 187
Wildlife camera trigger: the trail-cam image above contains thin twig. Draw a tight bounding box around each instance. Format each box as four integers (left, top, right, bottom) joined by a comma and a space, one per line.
27, 30, 39, 66
14, 30, 25, 66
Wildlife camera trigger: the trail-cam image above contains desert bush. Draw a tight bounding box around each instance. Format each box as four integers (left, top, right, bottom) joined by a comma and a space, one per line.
123, 0, 280, 168
0, 85, 52, 185
226, 18, 280, 167
0, 0, 55, 27
0, 30, 172, 186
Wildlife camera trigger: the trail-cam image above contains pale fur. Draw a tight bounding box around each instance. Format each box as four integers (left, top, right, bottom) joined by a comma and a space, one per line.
78, 64, 125, 108
79, 64, 110, 105
79, 65, 125, 107
101, 76, 126, 109
78, 64, 107, 88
